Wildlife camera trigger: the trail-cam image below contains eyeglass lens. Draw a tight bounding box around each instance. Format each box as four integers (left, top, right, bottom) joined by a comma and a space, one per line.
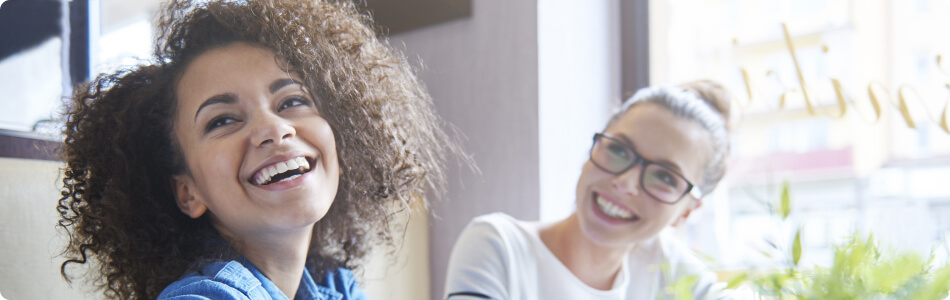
591, 135, 689, 203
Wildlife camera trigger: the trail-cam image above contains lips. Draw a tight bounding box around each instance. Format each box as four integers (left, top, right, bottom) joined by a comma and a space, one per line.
251, 156, 313, 185
593, 192, 640, 222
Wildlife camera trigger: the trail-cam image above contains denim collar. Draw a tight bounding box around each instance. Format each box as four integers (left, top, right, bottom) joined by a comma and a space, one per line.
238, 257, 343, 300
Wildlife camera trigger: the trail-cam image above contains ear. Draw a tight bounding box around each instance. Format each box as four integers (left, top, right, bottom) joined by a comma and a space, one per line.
671, 199, 702, 227
172, 174, 208, 219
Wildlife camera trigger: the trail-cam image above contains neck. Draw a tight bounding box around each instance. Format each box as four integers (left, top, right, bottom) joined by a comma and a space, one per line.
539, 214, 632, 290
222, 225, 314, 299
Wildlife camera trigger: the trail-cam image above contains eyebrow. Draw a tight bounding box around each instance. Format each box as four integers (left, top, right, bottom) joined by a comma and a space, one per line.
194, 93, 236, 123
192, 78, 302, 123
270, 78, 301, 94
613, 133, 686, 175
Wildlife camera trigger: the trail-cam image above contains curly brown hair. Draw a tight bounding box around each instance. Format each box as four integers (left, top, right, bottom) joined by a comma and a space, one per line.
56, 0, 457, 298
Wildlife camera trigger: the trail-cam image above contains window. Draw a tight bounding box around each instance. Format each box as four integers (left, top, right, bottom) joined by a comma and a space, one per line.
651, 0, 950, 271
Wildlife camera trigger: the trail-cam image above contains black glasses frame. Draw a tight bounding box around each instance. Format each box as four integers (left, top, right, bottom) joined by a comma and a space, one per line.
589, 133, 703, 204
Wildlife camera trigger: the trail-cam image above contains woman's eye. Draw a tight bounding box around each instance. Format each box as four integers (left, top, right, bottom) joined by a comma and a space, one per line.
606, 143, 629, 159
205, 115, 238, 132
653, 170, 678, 187
278, 96, 312, 111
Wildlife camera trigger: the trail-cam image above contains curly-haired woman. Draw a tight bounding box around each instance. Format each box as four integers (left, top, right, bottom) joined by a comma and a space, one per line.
56, 0, 458, 299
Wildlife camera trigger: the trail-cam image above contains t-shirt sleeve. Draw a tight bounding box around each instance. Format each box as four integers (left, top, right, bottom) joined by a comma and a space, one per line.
443, 216, 512, 300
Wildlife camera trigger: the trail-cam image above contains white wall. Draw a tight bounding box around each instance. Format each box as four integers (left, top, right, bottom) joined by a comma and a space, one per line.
538, 0, 619, 222
0, 158, 96, 299
388, 0, 541, 298
361, 205, 431, 300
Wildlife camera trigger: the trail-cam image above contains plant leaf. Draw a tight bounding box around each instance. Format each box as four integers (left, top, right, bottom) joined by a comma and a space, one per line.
667, 275, 697, 300
793, 229, 802, 266
780, 181, 791, 219
725, 273, 748, 290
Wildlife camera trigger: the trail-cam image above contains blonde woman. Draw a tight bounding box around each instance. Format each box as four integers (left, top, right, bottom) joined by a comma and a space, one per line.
445, 81, 734, 299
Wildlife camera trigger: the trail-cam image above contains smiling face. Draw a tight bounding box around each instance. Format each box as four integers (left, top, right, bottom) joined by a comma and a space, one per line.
575, 103, 714, 247
171, 42, 339, 239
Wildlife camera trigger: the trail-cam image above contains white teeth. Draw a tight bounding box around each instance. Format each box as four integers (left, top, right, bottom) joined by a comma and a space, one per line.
252, 157, 313, 185
596, 195, 635, 220
267, 166, 278, 178
297, 157, 310, 170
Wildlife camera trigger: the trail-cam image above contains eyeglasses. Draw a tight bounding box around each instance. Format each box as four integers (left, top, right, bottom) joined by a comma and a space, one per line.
589, 133, 703, 204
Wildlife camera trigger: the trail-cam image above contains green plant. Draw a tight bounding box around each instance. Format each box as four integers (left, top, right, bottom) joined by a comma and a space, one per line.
748, 234, 950, 299
671, 182, 950, 300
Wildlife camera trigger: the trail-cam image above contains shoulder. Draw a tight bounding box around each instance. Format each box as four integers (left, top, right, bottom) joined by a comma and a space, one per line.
157, 260, 266, 300
314, 268, 369, 298
317, 267, 358, 286
455, 213, 535, 256
468, 212, 531, 239
444, 213, 538, 299
470, 212, 520, 228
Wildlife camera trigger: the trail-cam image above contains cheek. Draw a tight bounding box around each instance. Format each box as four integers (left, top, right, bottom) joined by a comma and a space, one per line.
575, 161, 605, 202
190, 141, 243, 189
310, 118, 338, 162
650, 202, 690, 225
209, 149, 239, 178
575, 163, 592, 200
320, 126, 337, 158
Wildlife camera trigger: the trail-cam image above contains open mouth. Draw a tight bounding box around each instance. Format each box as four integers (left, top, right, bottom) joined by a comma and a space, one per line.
594, 192, 639, 221
251, 156, 314, 186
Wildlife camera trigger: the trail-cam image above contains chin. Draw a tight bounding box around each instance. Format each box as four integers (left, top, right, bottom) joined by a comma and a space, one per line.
576, 211, 619, 246
276, 202, 332, 230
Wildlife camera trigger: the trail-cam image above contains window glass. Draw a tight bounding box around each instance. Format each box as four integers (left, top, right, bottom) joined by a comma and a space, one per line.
651, 0, 950, 272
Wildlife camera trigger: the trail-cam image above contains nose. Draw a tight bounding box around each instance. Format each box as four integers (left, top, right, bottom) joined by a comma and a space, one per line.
610, 163, 642, 197
251, 112, 295, 147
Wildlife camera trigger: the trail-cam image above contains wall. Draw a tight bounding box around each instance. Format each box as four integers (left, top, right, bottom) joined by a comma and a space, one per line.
388, 0, 541, 298
0, 157, 96, 299
361, 205, 432, 300
538, 0, 618, 222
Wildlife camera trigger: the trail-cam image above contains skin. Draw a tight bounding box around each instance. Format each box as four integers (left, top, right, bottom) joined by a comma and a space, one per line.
171, 42, 340, 298
539, 103, 715, 290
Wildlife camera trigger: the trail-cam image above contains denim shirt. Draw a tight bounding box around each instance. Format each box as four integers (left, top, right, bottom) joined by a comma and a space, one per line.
158, 258, 370, 300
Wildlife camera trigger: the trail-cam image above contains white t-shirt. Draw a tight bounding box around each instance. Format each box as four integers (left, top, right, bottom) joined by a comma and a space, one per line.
443, 213, 732, 300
